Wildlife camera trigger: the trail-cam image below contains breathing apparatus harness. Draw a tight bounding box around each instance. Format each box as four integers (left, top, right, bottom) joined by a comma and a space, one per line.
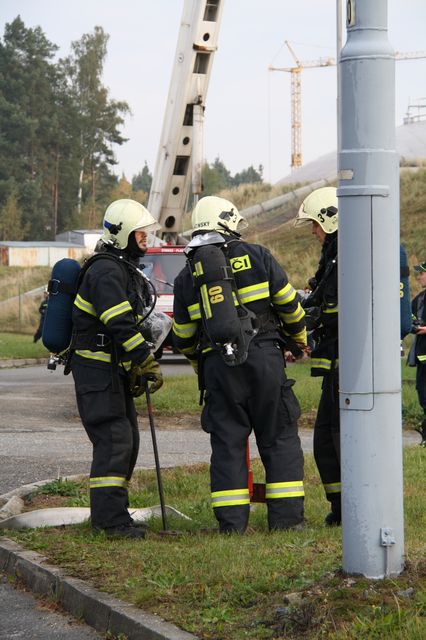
185, 229, 259, 368
47, 250, 159, 377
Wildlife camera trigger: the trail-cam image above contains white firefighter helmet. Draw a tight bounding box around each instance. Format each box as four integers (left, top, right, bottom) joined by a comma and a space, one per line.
191, 196, 248, 235
294, 187, 338, 234
101, 199, 161, 249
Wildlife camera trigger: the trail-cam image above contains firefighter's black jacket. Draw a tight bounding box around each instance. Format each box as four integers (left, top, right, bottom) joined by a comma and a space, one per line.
304, 233, 338, 376
412, 289, 426, 363
72, 248, 151, 370
172, 235, 306, 356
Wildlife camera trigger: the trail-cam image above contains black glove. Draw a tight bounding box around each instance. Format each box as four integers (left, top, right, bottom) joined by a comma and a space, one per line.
304, 306, 322, 331
129, 354, 163, 396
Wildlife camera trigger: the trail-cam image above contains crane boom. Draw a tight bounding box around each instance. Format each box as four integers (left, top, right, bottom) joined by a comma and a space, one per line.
270, 43, 426, 171
148, 0, 225, 244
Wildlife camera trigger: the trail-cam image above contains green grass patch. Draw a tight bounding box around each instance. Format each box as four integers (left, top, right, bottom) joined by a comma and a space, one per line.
0, 332, 50, 359
137, 374, 201, 415
1, 332, 424, 429
5, 449, 426, 639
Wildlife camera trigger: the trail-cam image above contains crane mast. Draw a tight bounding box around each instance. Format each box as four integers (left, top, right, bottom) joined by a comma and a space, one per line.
148, 0, 225, 244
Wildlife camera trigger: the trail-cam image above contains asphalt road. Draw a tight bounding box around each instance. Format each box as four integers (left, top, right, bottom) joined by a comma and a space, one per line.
0, 360, 419, 497
0, 575, 103, 639
0, 359, 208, 496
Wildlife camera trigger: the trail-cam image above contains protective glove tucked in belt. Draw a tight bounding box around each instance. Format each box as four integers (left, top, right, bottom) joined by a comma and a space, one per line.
129, 353, 163, 396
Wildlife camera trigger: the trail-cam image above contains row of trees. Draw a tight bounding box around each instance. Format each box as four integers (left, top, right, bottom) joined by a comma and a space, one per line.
0, 17, 129, 240
0, 18, 263, 242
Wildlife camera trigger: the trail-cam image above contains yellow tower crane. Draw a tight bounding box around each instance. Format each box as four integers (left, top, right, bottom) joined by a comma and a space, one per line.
269, 42, 426, 171
269, 41, 335, 170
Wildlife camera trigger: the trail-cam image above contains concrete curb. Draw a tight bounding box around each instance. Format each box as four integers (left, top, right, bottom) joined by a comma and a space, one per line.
0, 537, 199, 640
0, 357, 48, 369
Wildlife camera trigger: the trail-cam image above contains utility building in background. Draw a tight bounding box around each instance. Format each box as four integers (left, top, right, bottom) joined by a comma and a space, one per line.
338, 0, 404, 577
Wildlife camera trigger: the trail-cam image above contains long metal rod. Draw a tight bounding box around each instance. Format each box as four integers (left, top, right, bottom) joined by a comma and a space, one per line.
145, 386, 167, 531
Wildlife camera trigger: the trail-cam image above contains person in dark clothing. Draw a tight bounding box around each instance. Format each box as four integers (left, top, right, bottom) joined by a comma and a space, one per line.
70, 199, 164, 539
33, 291, 48, 342
173, 196, 307, 533
410, 261, 426, 446
294, 187, 341, 525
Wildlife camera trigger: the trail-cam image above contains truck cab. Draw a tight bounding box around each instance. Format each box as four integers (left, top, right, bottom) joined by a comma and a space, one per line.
141, 245, 186, 357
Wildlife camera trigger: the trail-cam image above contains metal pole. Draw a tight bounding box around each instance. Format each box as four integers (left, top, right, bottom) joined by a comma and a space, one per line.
145, 386, 167, 531
338, 0, 404, 577
336, 0, 342, 155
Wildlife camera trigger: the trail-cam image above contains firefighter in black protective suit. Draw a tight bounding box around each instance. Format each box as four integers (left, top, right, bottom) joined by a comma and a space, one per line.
70, 199, 164, 539
294, 187, 341, 526
172, 196, 307, 533
410, 261, 426, 446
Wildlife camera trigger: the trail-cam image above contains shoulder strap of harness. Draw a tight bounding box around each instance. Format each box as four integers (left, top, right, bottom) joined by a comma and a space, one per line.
187, 239, 259, 367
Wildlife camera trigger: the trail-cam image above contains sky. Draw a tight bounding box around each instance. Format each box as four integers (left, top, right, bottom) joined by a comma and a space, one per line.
1, 1, 425, 185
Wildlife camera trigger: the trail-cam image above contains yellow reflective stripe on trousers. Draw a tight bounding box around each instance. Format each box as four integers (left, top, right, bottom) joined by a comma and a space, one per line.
324, 482, 341, 494
100, 300, 132, 324
265, 481, 305, 499
272, 282, 296, 305
211, 488, 250, 508
418, 355, 426, 362
122, 332, 145, 352
74, 294, 96, 316
90, 476, 128, 489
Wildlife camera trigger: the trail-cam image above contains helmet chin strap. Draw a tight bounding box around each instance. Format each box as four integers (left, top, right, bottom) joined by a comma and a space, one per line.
217, 221, 241, 238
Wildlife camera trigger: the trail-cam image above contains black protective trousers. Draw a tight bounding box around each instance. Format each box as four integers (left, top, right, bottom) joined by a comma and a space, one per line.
71, 361, 139, 530
415, 362, 426, 415
313, 371, 341, 513
201, 339, 304, 533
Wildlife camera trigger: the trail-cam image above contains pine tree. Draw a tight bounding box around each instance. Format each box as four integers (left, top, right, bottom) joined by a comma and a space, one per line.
0, 192, 28, 240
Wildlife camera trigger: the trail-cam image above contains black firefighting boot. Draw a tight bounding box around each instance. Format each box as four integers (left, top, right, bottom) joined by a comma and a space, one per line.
415, 418, 426, 447
99, 524, 146, 539
324, 499, 341, 526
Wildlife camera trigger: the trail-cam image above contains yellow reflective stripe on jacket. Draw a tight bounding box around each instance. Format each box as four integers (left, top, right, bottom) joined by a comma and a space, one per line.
75, 349, 111, 363
75, 350, 132, 370
90, 476, 128, 489
122, 332, 145, 352
323, 305, 338, 314
265, 481, 305, 499
272, 283, 296, 305
188, 303, 202, 320
74, 294, 96, 317
194, 261, 204, 276
211, 488, 250, 508
324, 482, 341, 494
200, 284, 212, 319
100, 300, 132, 324
418, 355, 426, 362
173, 319, 198, 339
238, 281, 270, 304
278, 302, 305, 324
290, 328, 307, 344
311, 357, 332, 371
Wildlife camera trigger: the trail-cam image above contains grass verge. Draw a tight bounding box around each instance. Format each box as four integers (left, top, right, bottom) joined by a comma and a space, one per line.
1, 332, 424, 429
4, 449, 426, 640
